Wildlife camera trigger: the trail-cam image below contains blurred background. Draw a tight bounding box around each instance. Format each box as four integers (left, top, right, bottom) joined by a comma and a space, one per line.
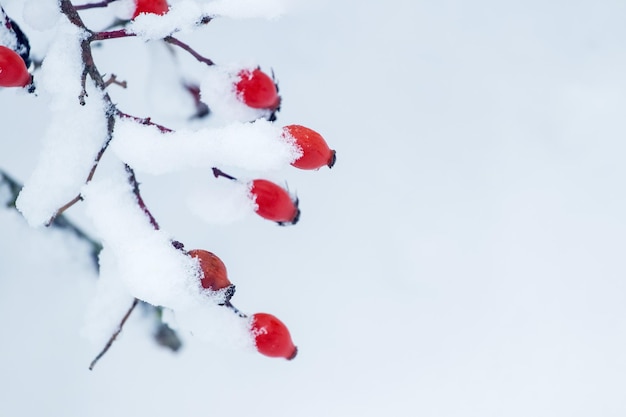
2, 0, 626, 416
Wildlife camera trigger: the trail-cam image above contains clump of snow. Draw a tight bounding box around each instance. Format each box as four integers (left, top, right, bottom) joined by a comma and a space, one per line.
81, 247, 136, 346
174, 299, 254, 350
81, 163, 253, 349
129, 0, 288, 40
16, 19, 108, 227
22, 0, 60, 31
81, 166, 200, 310
111, 118, 301, 174
129, 1, 204, 40
187, 178, 255, 224
200, 64, 274, 123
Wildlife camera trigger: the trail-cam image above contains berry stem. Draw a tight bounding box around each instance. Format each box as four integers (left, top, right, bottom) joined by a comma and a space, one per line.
164, 36, 215, 66
89, 298, 139, 370
212, 167, 238, 181
223, 300, 247, 318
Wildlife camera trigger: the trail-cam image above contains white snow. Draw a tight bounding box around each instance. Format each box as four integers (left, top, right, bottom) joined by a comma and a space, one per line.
129, 0, 288, 40
187, 178, 255, 224
81, 165, 199, 309
81, 246, 136, 346
111, 117, 300, 174
5, 1, 626, 416
16, 19, 108, 227
81, 163, 253, 348
143, 42, 196, 121
22, 0, 60, 31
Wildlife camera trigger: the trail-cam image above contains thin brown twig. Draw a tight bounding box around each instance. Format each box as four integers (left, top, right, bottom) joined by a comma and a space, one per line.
89, 298, 139, 370
116, 110, 174, 133
164, 36, 215, 66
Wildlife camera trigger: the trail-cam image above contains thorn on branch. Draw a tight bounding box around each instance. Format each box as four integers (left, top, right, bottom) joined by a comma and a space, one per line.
104, 74, 127, 89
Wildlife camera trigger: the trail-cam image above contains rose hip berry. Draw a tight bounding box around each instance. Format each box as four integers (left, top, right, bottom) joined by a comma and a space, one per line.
250, 313, 298, 360
132, 0, 169, 19
235, 68, 280, 110
0, 46, 30, 88
283, 124, 336, 170
249, 179, 300, 225
188, 249, 232, 291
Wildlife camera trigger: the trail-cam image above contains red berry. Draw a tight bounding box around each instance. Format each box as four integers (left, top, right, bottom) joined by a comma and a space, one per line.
0, 46, 30, 88
250, 313, 297, 360
188, 249, 232, 291
235, 68, 280, 110
249, 179, 299, 225
132, 0, 169, 19
283, 125, 336, 170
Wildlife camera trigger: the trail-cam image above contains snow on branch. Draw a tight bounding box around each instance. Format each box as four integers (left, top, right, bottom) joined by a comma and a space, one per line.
111, 118, 301, 175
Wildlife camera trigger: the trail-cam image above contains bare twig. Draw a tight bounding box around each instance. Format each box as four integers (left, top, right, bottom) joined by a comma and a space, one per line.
164, 36, 215, 66
116, 110, 174, 133
89, 298, 139, 370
